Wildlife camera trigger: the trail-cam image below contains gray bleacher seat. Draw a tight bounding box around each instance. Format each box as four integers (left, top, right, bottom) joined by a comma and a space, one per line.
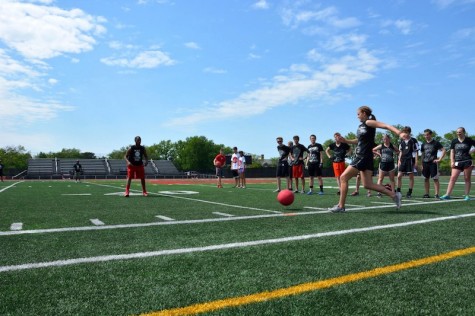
59, 159, 108, 176
154, 160, 180, 175
27, 159, 55, 177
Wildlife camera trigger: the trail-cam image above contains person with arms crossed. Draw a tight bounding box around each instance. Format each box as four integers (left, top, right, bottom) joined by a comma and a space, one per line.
440, 127, 475, 201
275, 137, 291, 192
372, 134, 400, 197
230, 147, 241, 188
290, 135, 308, 194
328, 106, 405, 213
124, 136, 149, 197
326, 132, 350, 195
306, 134, 325, 195
396, 126, 417, 198
420, 129, 446, 198
213, 148, 226, 188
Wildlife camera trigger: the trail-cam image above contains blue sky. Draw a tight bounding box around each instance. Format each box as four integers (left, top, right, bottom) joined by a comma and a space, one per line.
1, 0, 474, 159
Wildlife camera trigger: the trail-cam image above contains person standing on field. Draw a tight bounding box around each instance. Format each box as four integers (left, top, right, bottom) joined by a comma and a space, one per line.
213, 148, 226, 188
230, 147, 240, 188
0, 159, 4, 182
73, 160, 83, 183
420, 129, 446, 199
290, 135, 308, 194
440, 127, 475, 201
306, 134, 325, 195
275, 137, 291, 192
124, 136, 149, 197
326, 132, 351, 195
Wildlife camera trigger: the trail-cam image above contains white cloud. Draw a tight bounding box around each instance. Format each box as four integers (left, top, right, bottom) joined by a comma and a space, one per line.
0, 0, 106, 60
184, 42, 201, 50
165, 49, 380, 127
248, 53, 262, 59
203, 67, 227, 74
281, 6, 360, 30
101, 50, 176, 68
252, 0, 270, 10
323, 34, 368, 51
381, 19, 413, 35
48, 78, 58, 85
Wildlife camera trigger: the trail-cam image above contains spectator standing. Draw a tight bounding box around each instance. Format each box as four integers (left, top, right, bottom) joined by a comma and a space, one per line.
231, 147, 241, 188
124, 136, 149, 197
73, 160, 83, 183
396, 127, 417, 198
420, 129, 446, 198
290, 135, 309, 193
275, 137, 291, 192
213, 148, 226, 188
306, 134, 325, 195
372, 134, 400, 197
238, 151, 246, 188
326, 132, 350, 195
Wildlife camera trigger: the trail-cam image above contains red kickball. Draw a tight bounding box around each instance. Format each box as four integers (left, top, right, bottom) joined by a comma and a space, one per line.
277, 189, 295, 206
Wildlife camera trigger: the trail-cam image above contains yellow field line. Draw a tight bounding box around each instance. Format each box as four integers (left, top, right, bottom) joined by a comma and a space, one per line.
141, 246, 475, 316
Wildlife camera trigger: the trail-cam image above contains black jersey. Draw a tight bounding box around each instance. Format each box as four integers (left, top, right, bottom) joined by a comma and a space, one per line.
291, 143, 308, 165
307, 143, 324, 164
355, 119, 376, 157
450, 137, 475, 162
328, 142, 350, 162
399, 138, 416, 160
128, 145, 146, 166
73, 163, 82, 172
277, 145, 290, 163
421, 140, 443, 163
379, 143, 396, 163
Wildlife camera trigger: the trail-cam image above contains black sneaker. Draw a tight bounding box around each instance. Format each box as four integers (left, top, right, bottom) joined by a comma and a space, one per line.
435, 194, 440, 199
423, 194, 430, 198
406, 192, 412, 198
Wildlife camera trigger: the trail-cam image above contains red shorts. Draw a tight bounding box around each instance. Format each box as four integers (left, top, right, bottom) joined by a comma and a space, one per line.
292, 164, 304, 178
127, 165, 145, 179
332, 161, 346, 177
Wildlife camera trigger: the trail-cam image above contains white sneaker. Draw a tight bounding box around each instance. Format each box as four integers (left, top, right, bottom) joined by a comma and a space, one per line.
328, 205, 346, 213
393, 192, 402, 209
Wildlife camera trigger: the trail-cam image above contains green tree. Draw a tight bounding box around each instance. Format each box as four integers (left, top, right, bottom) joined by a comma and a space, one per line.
174, 136, 226, 171
0, 146, 32, 173
148, 140, 177, 160
108, 147, 128, 159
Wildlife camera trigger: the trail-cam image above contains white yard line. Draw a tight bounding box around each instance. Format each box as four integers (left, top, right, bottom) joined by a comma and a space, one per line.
90, 219, 105, 226
1, 212, 474, 273
10, 223, 23, 231
0, 181, 24, 193
62, 193, 92, 196
155, 215, 175, 221
212, 212, 235, 217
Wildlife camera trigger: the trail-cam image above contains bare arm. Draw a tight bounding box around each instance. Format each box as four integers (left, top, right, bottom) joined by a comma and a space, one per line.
366, 120, 405, 139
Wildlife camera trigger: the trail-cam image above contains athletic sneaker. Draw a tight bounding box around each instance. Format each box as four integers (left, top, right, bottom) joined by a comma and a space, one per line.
377, 193, 382, 198
406, 192, 412, 198
464, 195, 471, 201
350, 191, 359, 196
143, 192, 148, 197
328, 205, 346, 213
440, 195, 451, 200
435, 194, 440, 199
294, 190, 299, 193
393, 192, 402, 209
300, 190, 305, 194
273, 189, 280, 192
423, 194, 430, 198
336, 191, 340, 195
307, 190, 313, 195
124, 191, 129, 197
318, 191, 324, 195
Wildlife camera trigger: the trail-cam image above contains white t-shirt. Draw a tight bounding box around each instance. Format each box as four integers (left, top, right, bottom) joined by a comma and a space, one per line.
231, 153, 240, 170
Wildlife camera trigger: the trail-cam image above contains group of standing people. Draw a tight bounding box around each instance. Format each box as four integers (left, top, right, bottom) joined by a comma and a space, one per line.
213, 146, 247, 188
275, 106, 474, 212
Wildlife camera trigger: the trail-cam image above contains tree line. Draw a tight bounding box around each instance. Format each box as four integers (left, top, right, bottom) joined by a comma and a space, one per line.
1, 129, 473, 175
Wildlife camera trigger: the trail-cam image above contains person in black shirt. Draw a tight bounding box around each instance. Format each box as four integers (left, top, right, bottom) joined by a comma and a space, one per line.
440, 127, 475, 201
124, 136, 149, 197
73, 160, 83, 183
306, 134, 325, 195
328, 106, 406, 213
326, 132, 350, 195
372, 134, 400, 197
290, 135, 309, 193
396, 126, 418, 198
420, 129, 446, 198
275, 137, 291, 192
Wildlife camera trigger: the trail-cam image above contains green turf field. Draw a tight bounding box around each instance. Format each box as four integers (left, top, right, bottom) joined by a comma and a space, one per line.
1, 177, 474, 315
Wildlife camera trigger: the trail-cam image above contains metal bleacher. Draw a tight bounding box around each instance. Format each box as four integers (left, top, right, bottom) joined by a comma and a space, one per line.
25, 158, 180, 179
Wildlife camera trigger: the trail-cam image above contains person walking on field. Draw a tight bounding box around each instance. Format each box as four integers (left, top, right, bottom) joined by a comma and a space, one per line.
328, 106, 406, 213
440, 127, 475, 201
420, 129, 446, 198
124, 136, 149, 197
73, 160, 83, 183
213, 148, 226, 188
326, 132, 350, 195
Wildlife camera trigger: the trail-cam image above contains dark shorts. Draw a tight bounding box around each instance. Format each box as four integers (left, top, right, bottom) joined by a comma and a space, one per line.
350, 155, 374, 171
231, 170, 239, 178
127, 165, 145, 179
398, 158, 413, 174
216, 167, 224, 177
307, 163, 322, 177
422, 162, 439, 179
276, 161, 289, 177
453, 160, 473, 171
379, 161, 395, 173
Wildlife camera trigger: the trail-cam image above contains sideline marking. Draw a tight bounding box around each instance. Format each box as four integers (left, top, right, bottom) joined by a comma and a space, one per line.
0, 181, 24, 193
142, 246, 475, 316
1, 213, 474, 273
62, 193, 92, 196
